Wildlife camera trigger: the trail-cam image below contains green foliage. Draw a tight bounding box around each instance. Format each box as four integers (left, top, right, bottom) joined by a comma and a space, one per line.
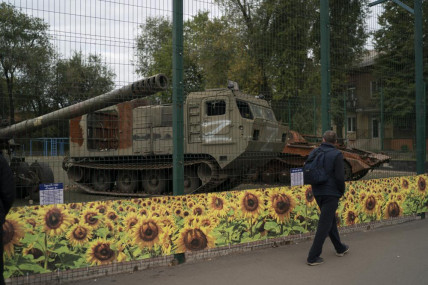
373, 1, 428, 121
0, 2, 53, 123
312, 0, 369, 137
50, 52, 115, 108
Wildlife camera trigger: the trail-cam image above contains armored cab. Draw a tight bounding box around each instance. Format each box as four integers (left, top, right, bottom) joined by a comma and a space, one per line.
0, 74, 168, 200
64, 84, 288, 196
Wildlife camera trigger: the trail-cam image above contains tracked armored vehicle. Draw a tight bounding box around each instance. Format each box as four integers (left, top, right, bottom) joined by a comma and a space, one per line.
63, 83, 288, 196
0, 74, 168, 200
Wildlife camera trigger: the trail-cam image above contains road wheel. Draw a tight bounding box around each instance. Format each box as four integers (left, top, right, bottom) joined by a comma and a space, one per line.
184, 169, 200, 194
142, 170, 166, 195
117, 170, 138, 193
278, 170, 290, 184
261, 168, 276, 184
91, 170, 113, 191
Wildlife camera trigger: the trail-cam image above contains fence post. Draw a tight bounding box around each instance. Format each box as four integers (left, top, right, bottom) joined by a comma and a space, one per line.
172, 0, 185, 265
320, 0, 331, 133
414, 0, 425, 174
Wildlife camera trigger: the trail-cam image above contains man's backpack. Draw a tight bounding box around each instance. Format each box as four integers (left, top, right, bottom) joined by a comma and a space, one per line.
303, 148, 333, 185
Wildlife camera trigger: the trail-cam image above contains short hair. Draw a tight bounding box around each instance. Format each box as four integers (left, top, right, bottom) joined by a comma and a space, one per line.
323, 130, 337, 144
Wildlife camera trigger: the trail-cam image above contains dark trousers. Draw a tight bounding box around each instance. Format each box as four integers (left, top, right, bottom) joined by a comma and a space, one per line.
307, 195, 346, 262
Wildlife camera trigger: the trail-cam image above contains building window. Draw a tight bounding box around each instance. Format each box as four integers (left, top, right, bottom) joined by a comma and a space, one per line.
372, 118, 379, 138
347, 87, 357, 108
347, 116, 356, 132
370, 80, 380, 98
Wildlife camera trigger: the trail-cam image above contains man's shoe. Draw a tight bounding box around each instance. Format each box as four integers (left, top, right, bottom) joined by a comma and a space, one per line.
336, 245, 349, 257
307, 257, 324, 266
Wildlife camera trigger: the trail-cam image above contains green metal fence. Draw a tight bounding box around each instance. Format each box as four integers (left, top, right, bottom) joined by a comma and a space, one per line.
0, 0, 426, 206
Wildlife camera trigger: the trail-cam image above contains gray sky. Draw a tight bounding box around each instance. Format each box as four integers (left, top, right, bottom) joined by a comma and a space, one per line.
5, 0, 220, 87
4, 0, 381, 87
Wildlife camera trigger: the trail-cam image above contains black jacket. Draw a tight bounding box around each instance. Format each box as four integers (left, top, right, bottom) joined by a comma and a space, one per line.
0, 154, 15, 224
308, 142, 345, 197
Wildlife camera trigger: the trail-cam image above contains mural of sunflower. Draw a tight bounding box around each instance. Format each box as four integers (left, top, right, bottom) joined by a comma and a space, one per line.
239, 190, 264, 219
132, 215, 163, 249
417, 176, 427, 195
81, 209, 101, 229
384, 200, 402, 219
86, 239, 116, 265
401, 177, 410, 190
41, 206, 73, 236
3, 213, 25, 257
124, 213, 139, 232
267, 189, 296, 223
176, 225, 215, 252
199, 214, 220, 230
192, 204, 206, 216
106, 210, 119, 222
303, 186, 315, 207
95, 203, 108, 215
67, 223, 93, 247
208, 194, 228, 217
342, 207, 359, 226
362, 194, 379, 216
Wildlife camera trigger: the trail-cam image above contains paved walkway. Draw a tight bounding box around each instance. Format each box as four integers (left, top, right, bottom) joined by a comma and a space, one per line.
75, 218, 428, 285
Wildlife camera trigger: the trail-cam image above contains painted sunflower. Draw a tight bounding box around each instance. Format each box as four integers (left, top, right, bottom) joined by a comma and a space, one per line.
207, 193, 228, 217
86, 239, 116, 265
81, 209, 101, 229
41, 205, 73, 236
124, 213, 139, 231
192, 204, 206, 216
132, 215, 163, 249
67, 223, 93, 247
342, 207, 359, 226
239, 190, 264, 219
267, 189, 296, 223
176, 225, 215, 252
362, 193, 379, 216
303, 186, 316, 207
417, 176, 427, 195
3, 213, 25, 257
384, 200, 402, 219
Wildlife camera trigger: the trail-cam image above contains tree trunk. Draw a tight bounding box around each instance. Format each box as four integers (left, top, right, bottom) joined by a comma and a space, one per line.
6, 75, 15, 124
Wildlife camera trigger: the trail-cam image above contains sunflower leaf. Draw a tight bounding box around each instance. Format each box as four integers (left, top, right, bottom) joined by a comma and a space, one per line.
264, 221, 279, 231
21, 233, 42, 244
17, 263, 50, 274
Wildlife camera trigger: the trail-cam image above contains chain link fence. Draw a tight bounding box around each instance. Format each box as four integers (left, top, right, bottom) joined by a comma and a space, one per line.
0, 1, 426, 203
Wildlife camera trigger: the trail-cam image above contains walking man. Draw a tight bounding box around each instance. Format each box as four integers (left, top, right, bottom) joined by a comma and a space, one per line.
306, 130, 349, 265
0, 152, 15, 284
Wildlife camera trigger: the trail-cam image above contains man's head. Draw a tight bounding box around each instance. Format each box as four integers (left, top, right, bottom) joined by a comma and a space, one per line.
322, 130, 337, 144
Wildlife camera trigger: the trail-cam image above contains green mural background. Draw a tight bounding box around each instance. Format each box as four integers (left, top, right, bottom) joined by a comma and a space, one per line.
3, 175, 428, 278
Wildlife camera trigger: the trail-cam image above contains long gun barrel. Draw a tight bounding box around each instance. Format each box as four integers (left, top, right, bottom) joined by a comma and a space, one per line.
0, 74, 168, 139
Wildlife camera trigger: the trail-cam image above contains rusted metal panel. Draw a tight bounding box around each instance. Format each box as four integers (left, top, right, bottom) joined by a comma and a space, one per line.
117, 102, 133, 149
69, 116, 83, 146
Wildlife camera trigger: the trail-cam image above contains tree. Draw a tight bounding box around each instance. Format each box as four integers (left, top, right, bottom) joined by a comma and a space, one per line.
0, 3, 53, 124
311, 0, 369, 138
373, 1, 428, 125
51, 52, 115, 108
135, 16, 208, 102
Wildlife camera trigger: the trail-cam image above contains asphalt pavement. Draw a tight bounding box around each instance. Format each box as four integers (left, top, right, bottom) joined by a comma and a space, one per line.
73, 217, 428, 285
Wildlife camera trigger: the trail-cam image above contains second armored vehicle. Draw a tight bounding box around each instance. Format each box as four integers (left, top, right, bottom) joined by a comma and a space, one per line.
63, 84, 288, 196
